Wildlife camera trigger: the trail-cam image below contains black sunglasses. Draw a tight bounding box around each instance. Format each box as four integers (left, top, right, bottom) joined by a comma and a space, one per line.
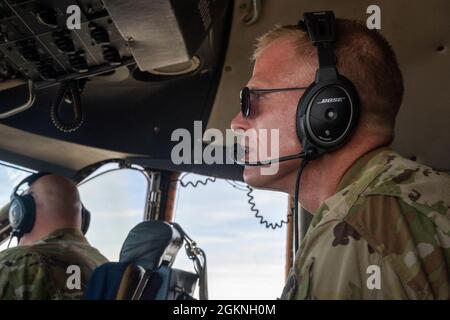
240, 86, 308, 118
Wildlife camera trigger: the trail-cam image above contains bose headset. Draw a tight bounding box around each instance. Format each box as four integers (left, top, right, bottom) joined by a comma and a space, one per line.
234, 11, 360, 254
9, 172, 91, 239
291, 11, 360, 253
296, 11, 359, 158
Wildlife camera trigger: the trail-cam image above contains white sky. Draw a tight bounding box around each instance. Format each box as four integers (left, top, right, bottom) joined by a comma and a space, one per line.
0, 163, 289, 300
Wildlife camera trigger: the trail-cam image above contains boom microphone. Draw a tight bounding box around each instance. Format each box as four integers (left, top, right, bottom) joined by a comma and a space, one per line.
233, 152, 307, 166
232, 142, 315, 166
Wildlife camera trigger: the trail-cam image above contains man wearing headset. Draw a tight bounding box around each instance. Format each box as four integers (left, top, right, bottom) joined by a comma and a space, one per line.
0, 173, 108, 299
231, 12, 450, 299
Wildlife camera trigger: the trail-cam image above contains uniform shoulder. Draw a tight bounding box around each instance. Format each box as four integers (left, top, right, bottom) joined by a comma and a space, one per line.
365, 151, 450, 215
0, 244, 60, 299
298, 150, 450, 299
0, 244, 46, 266
344, 194, 450, 299
0, 240, 99, 267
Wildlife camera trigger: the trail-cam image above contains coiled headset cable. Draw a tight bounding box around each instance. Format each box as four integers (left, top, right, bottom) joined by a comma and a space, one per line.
173, 173, 217, 188
245, 185, 291, 230
50, 80, 84, 133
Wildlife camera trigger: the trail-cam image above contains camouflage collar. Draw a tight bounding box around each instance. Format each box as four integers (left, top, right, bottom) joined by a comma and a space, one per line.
336, 146, 392, 192
307, 147, 394, 235
36, 228, 88, 245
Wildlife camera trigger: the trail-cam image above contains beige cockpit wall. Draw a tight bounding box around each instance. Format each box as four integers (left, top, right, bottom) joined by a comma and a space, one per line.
207, 0, 450, 171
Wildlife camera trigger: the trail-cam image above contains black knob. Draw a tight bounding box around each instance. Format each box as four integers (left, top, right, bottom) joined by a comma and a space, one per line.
37, 62, 58, 80
89, 23, 110, 45
69, 52, 88, 73
102, 45, 121, 66
53, 31, 76, 54
17, 40, 40, 62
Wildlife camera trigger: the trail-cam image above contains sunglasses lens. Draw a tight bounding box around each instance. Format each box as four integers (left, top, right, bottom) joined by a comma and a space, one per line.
240, 87, 250, 118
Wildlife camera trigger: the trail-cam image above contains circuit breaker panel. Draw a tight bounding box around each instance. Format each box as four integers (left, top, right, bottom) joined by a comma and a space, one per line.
0, 0, 132, 88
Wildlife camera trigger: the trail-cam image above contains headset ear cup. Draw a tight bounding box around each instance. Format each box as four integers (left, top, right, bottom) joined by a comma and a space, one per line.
21, 195, 36, 234
9, 195, 36, 238
81, 204, 90, 235
296, 77, 359, 156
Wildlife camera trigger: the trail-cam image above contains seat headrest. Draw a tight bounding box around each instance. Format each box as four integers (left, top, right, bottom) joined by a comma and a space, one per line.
119, 221, 183, 271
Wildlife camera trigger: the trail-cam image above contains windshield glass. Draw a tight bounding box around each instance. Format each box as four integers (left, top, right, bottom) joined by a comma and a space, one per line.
172, 173, 288, 299
78, 167, 148, 260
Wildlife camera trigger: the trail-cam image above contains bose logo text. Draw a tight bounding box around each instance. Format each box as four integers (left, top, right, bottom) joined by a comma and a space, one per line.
317, 97, 346, 104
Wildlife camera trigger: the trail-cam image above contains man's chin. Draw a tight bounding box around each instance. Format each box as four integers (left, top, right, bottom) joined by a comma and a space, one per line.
242, 159, 300, 191
243, 166, 276, 189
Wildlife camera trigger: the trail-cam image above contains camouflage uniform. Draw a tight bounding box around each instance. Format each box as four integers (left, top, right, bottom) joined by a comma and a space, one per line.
281, 147, 450, 299
0, 228, 108, 299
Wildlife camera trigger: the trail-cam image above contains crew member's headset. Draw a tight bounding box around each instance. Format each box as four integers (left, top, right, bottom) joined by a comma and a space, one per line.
296, 11, 359, 159
294, 11, 360, 251
9, 172, 91, 239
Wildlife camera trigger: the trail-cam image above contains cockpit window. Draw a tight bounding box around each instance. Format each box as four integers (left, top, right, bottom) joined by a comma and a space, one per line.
172, 173, 288, 299
78, 168, 148, 261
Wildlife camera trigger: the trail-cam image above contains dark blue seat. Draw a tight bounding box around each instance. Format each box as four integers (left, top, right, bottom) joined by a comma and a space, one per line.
84, 262, 130, 300
84, 221, 200, 300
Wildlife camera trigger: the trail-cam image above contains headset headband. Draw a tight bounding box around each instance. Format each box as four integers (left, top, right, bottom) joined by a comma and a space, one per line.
299, 11, 338, 81
11, 172, 50, 198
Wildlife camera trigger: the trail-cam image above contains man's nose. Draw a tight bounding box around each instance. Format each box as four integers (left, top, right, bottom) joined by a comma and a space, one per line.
230, 112, 250, 134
